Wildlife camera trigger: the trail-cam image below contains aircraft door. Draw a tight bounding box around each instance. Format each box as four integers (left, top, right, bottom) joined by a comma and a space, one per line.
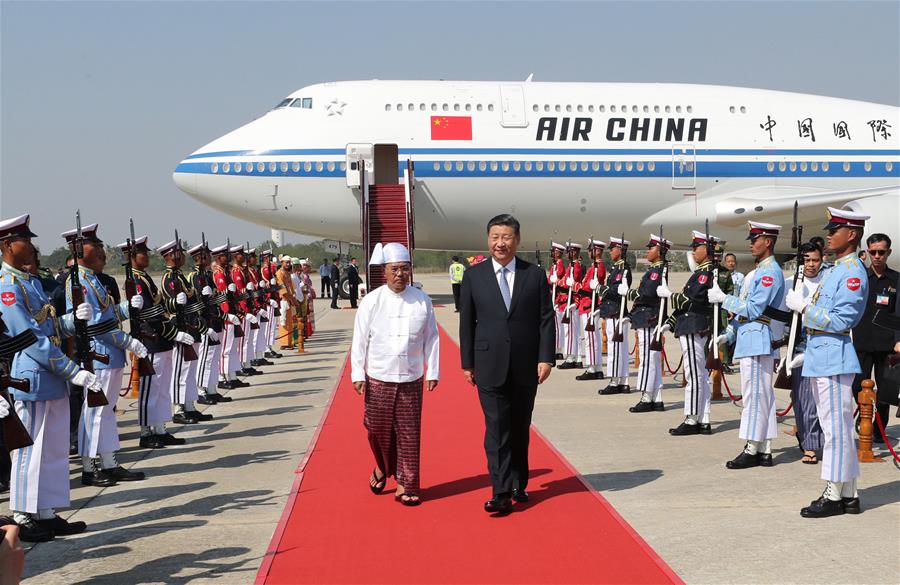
374, 144, 399, 184
346, 143, 373, 187
499, 85, 528, 128
672, 143, 696, 189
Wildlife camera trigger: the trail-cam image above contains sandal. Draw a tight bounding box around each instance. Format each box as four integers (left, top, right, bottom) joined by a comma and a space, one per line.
395, 493, 421, 507
801, 452, 818, 465
369, 469, 387, 494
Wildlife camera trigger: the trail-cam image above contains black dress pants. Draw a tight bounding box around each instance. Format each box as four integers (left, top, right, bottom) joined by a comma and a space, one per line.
452, 283, 461, 311
321, 276, 331, 298
477, 376, 537, 497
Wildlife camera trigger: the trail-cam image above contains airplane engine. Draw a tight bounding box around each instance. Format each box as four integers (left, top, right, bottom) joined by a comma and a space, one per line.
843, 194, 899, 268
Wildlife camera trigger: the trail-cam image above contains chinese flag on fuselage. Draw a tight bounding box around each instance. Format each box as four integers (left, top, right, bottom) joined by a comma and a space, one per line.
431, 116, 472, 140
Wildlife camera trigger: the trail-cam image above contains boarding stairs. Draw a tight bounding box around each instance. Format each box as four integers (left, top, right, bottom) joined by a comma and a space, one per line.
360, 160, 416, 291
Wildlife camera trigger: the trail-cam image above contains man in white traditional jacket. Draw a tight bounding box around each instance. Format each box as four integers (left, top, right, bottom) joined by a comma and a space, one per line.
350, 242, 439, 506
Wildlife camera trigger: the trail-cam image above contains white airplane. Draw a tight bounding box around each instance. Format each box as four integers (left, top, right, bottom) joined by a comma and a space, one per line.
173, 79, 899, 258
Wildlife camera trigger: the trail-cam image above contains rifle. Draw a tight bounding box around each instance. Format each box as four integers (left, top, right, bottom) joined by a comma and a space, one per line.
0, 315, 36, 451
535, 242, 542, 268
170, 230, 199, 361
68, 210, 110, 408
561, 240, 574, 325
705, 218, 722, 370
224, 238, 245, 338
549, 240, 558, 312
650, 225, 668, 352
585, 236, 597, 333
124, 218, 155, 376
612, 233, 628, 343
196, 232, 220, 345
774, 202, 804, 390
246, 241, 269, 324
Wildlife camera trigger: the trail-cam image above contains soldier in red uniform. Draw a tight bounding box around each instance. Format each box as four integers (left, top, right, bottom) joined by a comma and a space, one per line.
259, 249, 283, 359
229, 245, 260, 377
557, 241, 584, 369
245, 248, 273, 368
548, 242, 566, 360
212, 244, 248, 389
576, 239, 607, 381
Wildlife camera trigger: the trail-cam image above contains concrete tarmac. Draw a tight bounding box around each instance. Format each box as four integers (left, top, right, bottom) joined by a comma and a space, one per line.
7, 272, 899, 584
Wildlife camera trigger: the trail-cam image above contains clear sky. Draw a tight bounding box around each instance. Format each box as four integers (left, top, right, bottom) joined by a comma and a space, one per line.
2, 1, 898, 250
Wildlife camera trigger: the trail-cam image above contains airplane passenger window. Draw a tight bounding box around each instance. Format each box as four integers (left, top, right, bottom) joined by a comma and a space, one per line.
211, 163, 218, 173
632, 106, 638, 113
665, 106, 671, 113
811, 162, 818, 172
569, 162, 577, 171
304, 162, 312, 172
501, 162, 510, 171
467, 161, 475, 171
577, 105, 583, 112
603, 162, 611, 171
789, 162, 797, 172
419, 104, 425, 111
626, 162, 633, 171
592, 162, 599, 171
444, 161, 452, 171
223, 163, 230, 173
490, 161, 498, 171
614, 162, 622, 171
536, 161, 544, 171
513, 161, 521, 171
547, 161, 555, 171
621, 105, 627, 112
636, 162, 644, 171
385, 104, 391, 111
442, 104, 449, 111
487, 104, 494, 111
566, 105, 572, 112
327, 162, 335, 172
524, 161, 532, 171
580, 162, 588, 171
778, 162, 786, 171
767, 162, 775, 172
843, 162, 850, 172
269, 162, 277, 172
455, 161, 464, 171
822, 162, 829, 171
610, 105, 616, 113
864, 161, 872, 172
454, 104, 460, 111
886, 162, 893, 172
397, 104, 403, 111
729, 106, 736, 113
292, 162, 300, 172
280, 162, 288, 173
316, 162, 323, 172
654, 105, 660, 113
560, 162, 567, 173
408, 103, 415, 111
465, 104, 471, 111
676, 106, 682, 113
476, 104, 483, 111
340, 162, 346, 171
302, 98, 312, 108
643, 106, 649, 113
258, 162, 265, 172
588, 105, 594, 112
687, 106, 693, 113
235, 163, 242, 173
544, 104, 550, 112
800, 162, 808, 172
740, 106, 747, 113
648, 161, 655, 171
555, 105, 561, 112
479, 161, 486, 171
533, 105, 539, 112
433, 162, 440, 171
599, 105, 605, 112
246, 163, 253, 174
431, 103, 437, 111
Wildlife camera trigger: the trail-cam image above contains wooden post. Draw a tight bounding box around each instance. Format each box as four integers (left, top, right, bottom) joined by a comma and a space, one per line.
633, 330, 640, 369
858, 379, 884, 463
128, 357, 140, 399
601, 319, 608, 354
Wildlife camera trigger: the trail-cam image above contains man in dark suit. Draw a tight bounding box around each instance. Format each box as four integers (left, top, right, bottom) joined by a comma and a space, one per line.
459, 214, 556, 515
347, 257, 361, 308
329, 258, 341, 309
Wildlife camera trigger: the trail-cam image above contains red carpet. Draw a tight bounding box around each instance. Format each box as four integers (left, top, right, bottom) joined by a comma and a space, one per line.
256, 328, 682, 585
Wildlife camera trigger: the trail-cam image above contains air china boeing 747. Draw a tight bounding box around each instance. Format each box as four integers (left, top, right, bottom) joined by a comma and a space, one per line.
173, 79, 898, 252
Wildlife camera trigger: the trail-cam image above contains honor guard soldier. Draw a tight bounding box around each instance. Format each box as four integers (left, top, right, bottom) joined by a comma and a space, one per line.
1, 214, 99, 542
231, 245, 260, 376
120, 235, 192, 449
787, 208, 869, 517
246, 248, 273, 368
212, 244, 247, 389
188, 243, 231, 404
557, 242, 584, 369
628, 234, 670, 412
576, 239, 606, 381
597, 237, 632, 394
710, 222, 785, 468
657, 231, 716, 434
260, 249, 283, 359
548, 242, 567, 359
60, 223, 147, 486
159, 239, 212, 425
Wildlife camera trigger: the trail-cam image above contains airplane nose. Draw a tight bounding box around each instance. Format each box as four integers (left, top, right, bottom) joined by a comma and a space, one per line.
173, 160, 198, 196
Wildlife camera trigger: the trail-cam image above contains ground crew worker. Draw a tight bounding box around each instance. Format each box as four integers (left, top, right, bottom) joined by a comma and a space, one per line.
449, 256, 465, 312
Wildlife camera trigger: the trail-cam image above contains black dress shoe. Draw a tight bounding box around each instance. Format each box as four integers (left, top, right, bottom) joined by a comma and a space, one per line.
618, 385, 630, 394
484, 496, 513, 515
669, 422, 702, 436
139, 435, 167, 449
801, 496, 845, 518
697, 423, 712, 434
186, 410, 213, 422
629, 401, 655, 413
757, 453, 774, 467
17, 517, 54, 542
172, 412, 198, 425
653, 402, 665, 412
36, 515, 86, 536
81, 469, 118, 487
575, 371, 602, 381
0, 481, 8, 494
599, 384, 623, 395
106, 466, 146, 482
726, 451, 760, 469
217, 380, 235, 390
197, 394, 218, 405
157, 432, 186, 446
512, 489, 530, 503
233, 379, 250, 388
258, 358, 275, 366
210, 393, 232, 402
558, 361, 578, 370
842, 497, 861, 514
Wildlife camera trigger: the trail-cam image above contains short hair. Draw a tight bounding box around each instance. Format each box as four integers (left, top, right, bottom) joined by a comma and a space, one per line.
808, 236, 826, 251
351, 257, 356, 261
486, 214, 520, 236
451, 255, 459, 262
799, 243, 822, 257
867, 233, 891, 248
333, 257, 339, 262
724, 253, 736, 261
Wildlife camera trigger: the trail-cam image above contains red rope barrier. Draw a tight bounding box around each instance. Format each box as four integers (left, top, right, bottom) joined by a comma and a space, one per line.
630, 341, 637, 356
661, 348, 683, 376
720, 370, 742, 403
873, 410, 900, 464
776, 402, 793, 417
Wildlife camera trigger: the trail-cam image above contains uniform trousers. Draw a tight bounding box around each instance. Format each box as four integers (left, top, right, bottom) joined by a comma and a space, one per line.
364, 377, 424, 497
170, 343, 199, 407
636, 328, 663, 403
78, 368, 123, 458
266, 305, 277, 347
138, 350, 174, 428
738, 355, 777, 442
811, 373, 859, 483
605, 318, 630, 383
554, 308, 564, 354
220, 322, 241, 378
255, 310, 268, 355
240, 314, 254, 364
196, 333, 223, 393
790, 366, 823, 452
680, 333, 710, 422
563, 311, 582, 360
581, 316, 602, 371
11, 397, 69, 514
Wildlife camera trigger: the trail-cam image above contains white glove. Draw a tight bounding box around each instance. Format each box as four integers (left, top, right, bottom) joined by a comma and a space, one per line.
259, 280, 267, 288
74, 302, 93, 321
174, 331, 194, 345
707, 285, 727, 304
227, 283, 237, 292
206, 329, 219, 342
246, 314, 258, 325
71, 369, 101, 392
201, 285, 212, 296
549, 273, 558, 284
226, 314, 241, 326
659, 323, 672, 334
246, 282, 255, 291
175, 292, 188, 305
785, 288, 809, 313
617, 283, 628, 296
130, 294, 144, 309
126, 338, 148, 359
270, 278, 276, 285
258, 309, 267, 318
0, 400, 9, 419
620, 316, 631, 325
715, 334, 729, 347
656, 284, 672, 299
566, 276, 575, 287
269, 299, 278, 308
589, 278, 599, 290
789, 353, 805, 369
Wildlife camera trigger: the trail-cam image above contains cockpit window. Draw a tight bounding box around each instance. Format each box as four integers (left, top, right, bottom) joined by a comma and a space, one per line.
274, 98, 293, 109
290, 98, 313, 109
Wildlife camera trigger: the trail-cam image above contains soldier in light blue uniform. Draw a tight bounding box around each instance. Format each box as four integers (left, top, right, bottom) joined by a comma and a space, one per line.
0, 214, 101, 543
709, 221, 785, 469
787, 208, 869, 518
60, 223, 148, 487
